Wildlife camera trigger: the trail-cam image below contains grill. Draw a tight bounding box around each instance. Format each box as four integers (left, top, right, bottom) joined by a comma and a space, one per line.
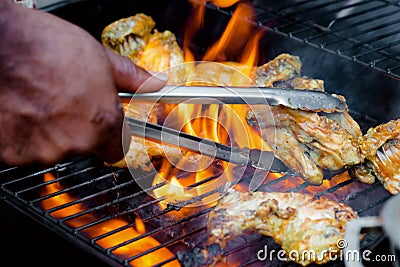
1, 0, 399, 266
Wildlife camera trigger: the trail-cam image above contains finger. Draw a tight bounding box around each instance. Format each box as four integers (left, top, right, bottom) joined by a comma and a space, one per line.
104, 48, 168, 93
95, 102, 130, 164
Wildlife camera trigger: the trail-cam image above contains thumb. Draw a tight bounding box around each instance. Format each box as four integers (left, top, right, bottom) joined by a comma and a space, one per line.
104, 48, 168, 93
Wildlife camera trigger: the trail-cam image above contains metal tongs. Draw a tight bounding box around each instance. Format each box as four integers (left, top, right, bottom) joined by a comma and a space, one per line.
119, 85, 348, 112
125, 117, 290, 174
122, 85, 345, 188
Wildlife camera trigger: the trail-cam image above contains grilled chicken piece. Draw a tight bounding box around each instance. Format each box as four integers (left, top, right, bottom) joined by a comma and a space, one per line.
109, 103, 184, 169
188, 61, 256, 86
137, 30, 186, 84
247, 54, 363, 184
188, 54, 362, 184
254, 53, 302, 87
101, 13, 155, 62
247, 107, 362, 184
102, 14, 187, 169
207, 189, 358, 266
349, 119, 400, 194
290, 76, 325, 91
101, 14, 186, 84
246, 54, 362, 184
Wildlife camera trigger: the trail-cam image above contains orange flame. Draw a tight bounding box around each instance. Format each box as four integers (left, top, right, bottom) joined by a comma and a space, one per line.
152, 0, 269, 216
202, 2, 256, 63
41, 173, 180, 267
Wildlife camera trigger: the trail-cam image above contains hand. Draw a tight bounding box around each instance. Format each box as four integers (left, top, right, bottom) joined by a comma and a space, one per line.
0, 2, 166, 166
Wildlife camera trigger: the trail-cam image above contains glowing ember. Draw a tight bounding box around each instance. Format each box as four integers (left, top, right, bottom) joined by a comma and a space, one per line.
41, 173, 180, 267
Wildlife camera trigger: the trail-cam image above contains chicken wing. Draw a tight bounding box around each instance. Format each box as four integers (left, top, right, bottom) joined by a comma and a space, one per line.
349, 119, 400, 194
207, 189, 358, 266
101, 15, 187, 169
187, 54, 362, 184
101, 14, 186, 84
101, 13, 155, 62
246, 55, 362, 184
246, 106, 362, 184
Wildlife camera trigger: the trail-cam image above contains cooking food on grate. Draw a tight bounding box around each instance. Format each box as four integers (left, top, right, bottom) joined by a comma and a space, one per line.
109, 102, 184, 169
246, 54, 362, 185
207, 189, 358, 266
101, 13, 186, 84
102, 13, 155, 61
101, 14, 363, 182
349, 118, 400, 194
102, 14, 186, 169
246, 106, 363, 185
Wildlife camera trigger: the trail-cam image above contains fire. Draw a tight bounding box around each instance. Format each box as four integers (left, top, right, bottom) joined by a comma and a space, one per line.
150, 0, 271, 213
41, 173, 180, 267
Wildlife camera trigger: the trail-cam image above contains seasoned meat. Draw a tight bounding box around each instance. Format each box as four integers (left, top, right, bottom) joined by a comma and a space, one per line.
246, 107, 362, 184
207, 189, 358, 266
184, 54, 362, 184
136, 30, 186, 84
109, 103, 184, 169
290, 76, 325, 91
241, 53, 362, 184
101, 14, 155, 62
188, 61, 256, 86
254, 53, 302, 87
101, 14, 186, 84
350, 119, 400, 194
101, 15, 187, 169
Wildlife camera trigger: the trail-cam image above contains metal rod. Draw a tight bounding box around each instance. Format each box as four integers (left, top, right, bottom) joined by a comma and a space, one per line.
276, 0, 364, 30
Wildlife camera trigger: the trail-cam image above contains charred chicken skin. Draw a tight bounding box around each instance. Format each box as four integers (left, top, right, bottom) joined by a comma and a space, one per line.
349, 119, 400, 194
207, 189, 358, 266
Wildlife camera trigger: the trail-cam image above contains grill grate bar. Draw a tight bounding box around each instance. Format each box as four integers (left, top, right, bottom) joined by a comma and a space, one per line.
22, 166, 100, 197
222, 236, 270, 257
304, 7, 397, 43
354, 39, 400, 60
32, 170, 126, 207
2, 165, 67, 189
242, 0, 400, 78
319, 13, 399, 48
151, 256, 178, 267
385, 63, 400, 72
104, 207, 213, 253
238, 258, 259, 267
314, 179, 354, 198
274, 0, 321, 12
278, 0, 348, 20
357, 194, 392, 215
341, 181, 382, 202
0, 166, 18, 176
276, 0, 371, 31
123, 226, 206, 264
340, 28, 400, 54
182, 171, 222, 189
64, 192, 167, 226
73, 180, 216, 234
0, 159, 83, 186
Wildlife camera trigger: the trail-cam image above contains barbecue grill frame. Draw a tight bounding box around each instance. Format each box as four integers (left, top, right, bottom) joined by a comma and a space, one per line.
1, 0, 399, 266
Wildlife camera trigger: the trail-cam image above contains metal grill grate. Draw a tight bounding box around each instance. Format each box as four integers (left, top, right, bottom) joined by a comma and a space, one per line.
1, 1, 399, 266
0, 112, 393, 267
206, 0, 400, 79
